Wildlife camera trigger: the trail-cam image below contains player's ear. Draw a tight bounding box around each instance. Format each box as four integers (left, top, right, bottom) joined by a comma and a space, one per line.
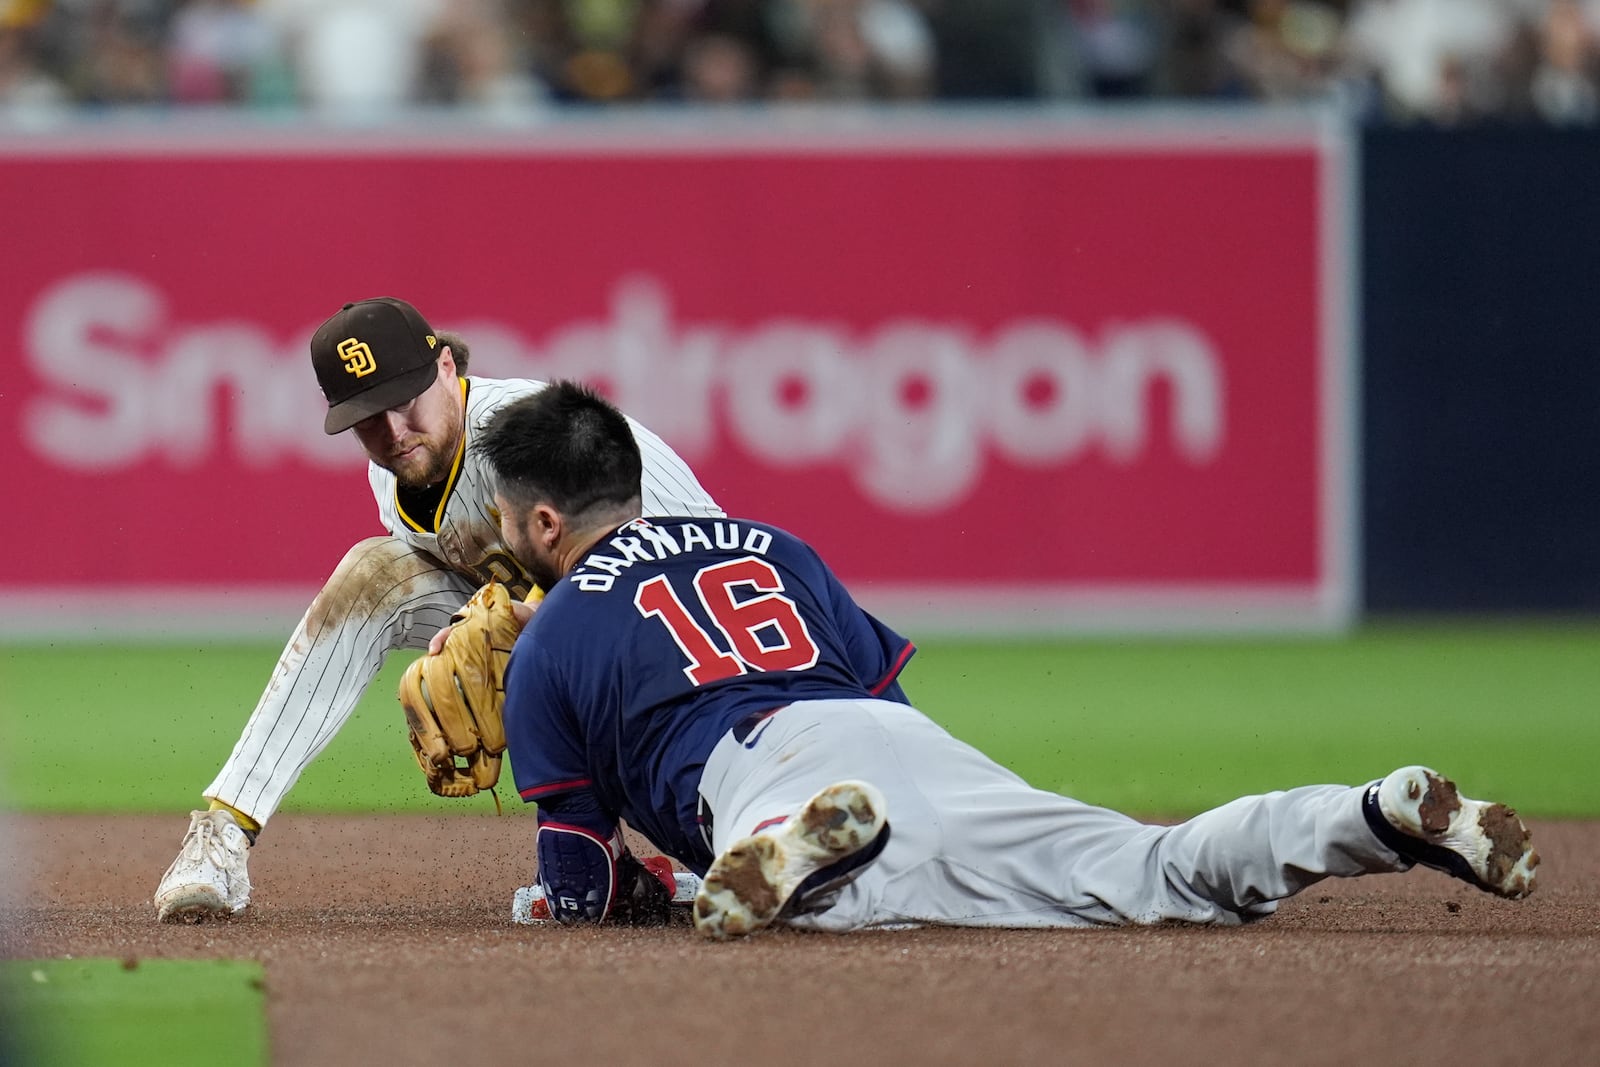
534, 504, 562, 548
436, 345, 457, 379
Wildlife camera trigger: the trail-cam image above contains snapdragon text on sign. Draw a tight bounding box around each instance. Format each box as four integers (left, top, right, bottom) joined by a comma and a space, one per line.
25, 273, 1224, 514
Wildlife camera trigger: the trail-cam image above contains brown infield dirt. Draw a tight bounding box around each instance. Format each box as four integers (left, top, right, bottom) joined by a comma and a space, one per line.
3, 813, 1598, 1067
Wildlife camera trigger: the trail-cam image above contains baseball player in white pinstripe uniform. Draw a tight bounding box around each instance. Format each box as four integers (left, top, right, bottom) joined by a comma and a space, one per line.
154, 297, 723, 922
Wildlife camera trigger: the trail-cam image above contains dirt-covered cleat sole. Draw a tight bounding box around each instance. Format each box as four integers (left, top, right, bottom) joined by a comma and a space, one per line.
153, 810, 253, 923
694, 780, 888, 940
155, 885, 235, 924
1364, 766, 1540, 900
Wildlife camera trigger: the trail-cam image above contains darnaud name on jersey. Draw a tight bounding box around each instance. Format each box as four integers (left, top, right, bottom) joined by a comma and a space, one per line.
570, 520, 773, 592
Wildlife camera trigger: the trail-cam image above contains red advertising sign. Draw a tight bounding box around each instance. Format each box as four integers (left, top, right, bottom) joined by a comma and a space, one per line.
0, 115, 1351, 635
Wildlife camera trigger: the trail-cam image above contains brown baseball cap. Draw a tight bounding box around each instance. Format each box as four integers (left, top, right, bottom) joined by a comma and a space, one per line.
311, 297, 443, 434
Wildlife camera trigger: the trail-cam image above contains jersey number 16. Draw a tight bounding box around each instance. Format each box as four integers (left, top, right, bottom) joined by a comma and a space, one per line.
634, 557, 821, 685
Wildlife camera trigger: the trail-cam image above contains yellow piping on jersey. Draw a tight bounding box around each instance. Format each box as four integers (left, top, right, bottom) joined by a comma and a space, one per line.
394, 377, 470, 535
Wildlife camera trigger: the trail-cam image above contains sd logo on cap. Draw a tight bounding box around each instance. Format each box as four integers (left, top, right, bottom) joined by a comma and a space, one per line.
311, 297, 441, 434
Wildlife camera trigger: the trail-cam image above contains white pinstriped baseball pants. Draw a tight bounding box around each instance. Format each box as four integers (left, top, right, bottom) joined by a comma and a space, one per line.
697, 698, 1405, 929
204, 536, 475, 827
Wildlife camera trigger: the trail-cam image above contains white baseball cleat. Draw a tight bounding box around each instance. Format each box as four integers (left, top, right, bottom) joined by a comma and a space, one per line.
1365, 766, 1540, 900
694, 780, 888, 940
154, 810, 253, 922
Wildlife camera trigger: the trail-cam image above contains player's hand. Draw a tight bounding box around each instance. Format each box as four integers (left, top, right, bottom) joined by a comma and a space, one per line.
607, 854, 679, 926
427, 591, 540, 654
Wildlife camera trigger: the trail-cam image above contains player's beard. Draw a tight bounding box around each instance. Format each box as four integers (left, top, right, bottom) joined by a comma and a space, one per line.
386, 436, 456, 490
382, 411, 465, 490
523, 553, 562, 596
501, 514, 562, 593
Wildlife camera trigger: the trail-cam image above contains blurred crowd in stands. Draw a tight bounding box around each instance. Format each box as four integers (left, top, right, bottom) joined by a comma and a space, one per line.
3, 0, 1600, 126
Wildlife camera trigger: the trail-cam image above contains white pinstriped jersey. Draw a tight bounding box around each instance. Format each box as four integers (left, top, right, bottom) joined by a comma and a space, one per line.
370, 376, 723, 599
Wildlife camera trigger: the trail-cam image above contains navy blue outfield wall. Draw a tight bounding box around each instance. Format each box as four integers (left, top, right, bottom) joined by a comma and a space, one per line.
1360, 126, 1600, 613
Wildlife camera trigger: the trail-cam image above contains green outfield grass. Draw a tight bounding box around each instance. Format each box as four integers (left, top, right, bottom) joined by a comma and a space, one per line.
0, 959, 266, 1067
0, 622, 1595, 818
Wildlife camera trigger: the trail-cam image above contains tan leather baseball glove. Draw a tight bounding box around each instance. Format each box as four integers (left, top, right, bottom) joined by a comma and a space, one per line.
398, 582, 528, 804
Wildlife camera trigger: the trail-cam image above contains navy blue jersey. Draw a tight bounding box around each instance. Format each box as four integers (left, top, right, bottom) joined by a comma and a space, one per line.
503, 516, 914, 870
